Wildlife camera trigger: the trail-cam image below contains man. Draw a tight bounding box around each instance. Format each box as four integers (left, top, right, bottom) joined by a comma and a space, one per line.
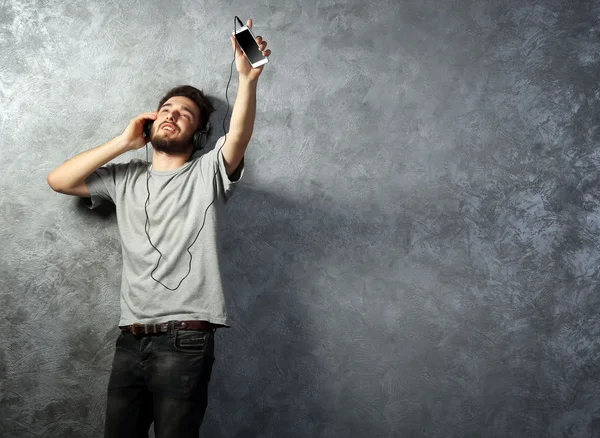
47, 19, 271, 437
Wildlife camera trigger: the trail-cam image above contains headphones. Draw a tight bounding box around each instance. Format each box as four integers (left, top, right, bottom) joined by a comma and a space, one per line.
143, 119, 212, 150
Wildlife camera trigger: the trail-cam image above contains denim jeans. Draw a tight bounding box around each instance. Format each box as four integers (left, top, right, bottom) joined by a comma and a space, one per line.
103, 328, 216, 438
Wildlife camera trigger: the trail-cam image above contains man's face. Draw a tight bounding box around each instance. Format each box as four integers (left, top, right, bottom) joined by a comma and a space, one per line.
150, 96, 201, 155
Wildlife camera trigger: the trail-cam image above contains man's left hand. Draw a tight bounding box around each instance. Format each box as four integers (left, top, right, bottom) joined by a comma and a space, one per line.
231, 18, 272, 82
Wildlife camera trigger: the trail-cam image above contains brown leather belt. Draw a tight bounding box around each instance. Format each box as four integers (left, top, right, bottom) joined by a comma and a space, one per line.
119, 320, 218, 336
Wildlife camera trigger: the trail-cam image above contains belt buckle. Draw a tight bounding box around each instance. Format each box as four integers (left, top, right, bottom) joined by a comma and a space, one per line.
132, 322, 142, 336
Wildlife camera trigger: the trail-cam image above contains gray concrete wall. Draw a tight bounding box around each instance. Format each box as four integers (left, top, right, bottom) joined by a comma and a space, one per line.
1, 0, 599, 436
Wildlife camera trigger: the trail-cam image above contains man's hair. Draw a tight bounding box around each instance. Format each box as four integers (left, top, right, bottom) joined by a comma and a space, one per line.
157, 85, 216, 132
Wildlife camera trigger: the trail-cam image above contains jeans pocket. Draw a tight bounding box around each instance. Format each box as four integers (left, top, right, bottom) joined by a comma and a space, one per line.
173, 330, 211, 353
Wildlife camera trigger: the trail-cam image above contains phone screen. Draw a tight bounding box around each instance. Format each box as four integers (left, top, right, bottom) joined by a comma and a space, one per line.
235, 29, 265, 65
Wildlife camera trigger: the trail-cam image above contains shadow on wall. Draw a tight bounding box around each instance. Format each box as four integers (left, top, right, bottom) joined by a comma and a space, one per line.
203, 186, 394, 437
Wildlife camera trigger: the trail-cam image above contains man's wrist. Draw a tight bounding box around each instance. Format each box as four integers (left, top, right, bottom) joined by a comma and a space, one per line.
238, 75, 259, 86
114, 134, 135, 152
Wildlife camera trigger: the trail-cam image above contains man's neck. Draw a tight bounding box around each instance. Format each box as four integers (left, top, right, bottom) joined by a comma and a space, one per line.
151, 149, 193, 171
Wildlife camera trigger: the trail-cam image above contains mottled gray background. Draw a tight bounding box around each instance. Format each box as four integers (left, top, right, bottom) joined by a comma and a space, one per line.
1, 0, 600, 436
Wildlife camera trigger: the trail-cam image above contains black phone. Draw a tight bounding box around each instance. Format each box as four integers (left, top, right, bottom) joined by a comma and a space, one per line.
144, 120, 153, 138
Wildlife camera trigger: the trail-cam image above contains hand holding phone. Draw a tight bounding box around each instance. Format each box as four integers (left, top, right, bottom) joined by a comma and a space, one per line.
231, 18, 271, 79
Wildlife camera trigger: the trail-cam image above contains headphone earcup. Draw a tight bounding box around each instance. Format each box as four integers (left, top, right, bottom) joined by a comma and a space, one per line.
192, 122, 212, 150
192, 131, 203, 150
144, 120, 153, 138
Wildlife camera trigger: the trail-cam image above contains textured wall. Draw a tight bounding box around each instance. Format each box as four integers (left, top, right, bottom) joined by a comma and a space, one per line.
1, 0, 600, 436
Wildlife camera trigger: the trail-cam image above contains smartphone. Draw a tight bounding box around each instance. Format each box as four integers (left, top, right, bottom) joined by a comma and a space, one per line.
233, 25, 268, 68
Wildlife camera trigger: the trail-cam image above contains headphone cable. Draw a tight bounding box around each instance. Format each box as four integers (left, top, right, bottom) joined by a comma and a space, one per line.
143, 16, 239, 290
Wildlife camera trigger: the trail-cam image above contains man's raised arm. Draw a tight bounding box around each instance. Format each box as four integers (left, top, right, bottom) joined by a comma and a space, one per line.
220, 18, 271, 177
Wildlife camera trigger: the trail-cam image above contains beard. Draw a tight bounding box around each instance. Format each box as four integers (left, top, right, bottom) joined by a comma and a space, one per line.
150, 128, 193, 155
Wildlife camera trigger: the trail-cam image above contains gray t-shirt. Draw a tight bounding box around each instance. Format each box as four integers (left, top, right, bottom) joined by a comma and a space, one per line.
84, 136, 243, 327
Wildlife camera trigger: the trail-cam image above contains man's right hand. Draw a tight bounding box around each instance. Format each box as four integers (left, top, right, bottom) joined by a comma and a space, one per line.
121, 111, 158, 150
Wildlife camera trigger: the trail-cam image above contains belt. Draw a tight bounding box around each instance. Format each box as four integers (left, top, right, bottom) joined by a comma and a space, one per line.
119, 320, 218, 336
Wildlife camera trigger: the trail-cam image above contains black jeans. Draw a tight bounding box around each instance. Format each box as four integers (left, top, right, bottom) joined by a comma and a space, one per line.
103, 328, 215, 438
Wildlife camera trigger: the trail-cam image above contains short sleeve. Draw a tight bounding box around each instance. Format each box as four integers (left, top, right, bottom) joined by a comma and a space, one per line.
200, 136, 245, 201
84, 163, 128, 209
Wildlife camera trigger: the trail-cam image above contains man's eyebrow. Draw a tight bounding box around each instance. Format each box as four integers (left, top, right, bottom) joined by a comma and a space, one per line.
181, 106, 196, 119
